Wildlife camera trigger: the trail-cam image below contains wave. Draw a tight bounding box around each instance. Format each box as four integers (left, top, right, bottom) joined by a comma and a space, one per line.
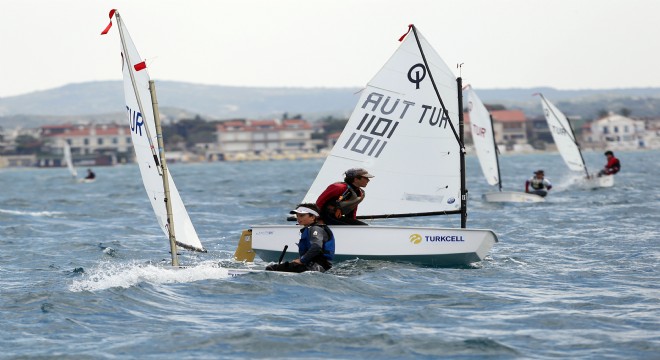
0, 208, 63, 217
68, 260, 237, 292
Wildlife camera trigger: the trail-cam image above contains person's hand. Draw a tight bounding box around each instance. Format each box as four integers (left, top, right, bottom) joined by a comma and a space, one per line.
292, 259, 302, 265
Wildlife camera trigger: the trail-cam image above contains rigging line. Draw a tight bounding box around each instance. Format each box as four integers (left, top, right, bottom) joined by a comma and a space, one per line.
410, 25, 464, 149
115, 12, 162, 175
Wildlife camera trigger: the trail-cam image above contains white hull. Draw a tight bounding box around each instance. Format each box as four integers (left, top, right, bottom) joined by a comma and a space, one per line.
574, 175, 614, 189
483, 191, 545, 203
251, 225, 498, 267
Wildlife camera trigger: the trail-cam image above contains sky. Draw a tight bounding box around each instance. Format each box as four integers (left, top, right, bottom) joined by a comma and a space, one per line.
1, 0, 659, 98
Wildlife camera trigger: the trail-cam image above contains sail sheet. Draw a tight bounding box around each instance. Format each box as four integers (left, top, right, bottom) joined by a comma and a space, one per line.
465, 86, 499, 186
539, 94, 586, 172
302, 26, 461, 217
113, 12, 204, 252
63, 142, 77, 178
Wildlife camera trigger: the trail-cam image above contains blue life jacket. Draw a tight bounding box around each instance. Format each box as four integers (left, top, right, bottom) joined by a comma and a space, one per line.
298, 224, 335, 261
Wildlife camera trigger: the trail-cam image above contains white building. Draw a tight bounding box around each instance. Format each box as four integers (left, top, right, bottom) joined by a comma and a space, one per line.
582, 113, 646, 150
213, 119, 320, 160
41, 123, 132, 165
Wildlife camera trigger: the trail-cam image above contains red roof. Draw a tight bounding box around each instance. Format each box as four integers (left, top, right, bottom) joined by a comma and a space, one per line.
491, 110, 526, 123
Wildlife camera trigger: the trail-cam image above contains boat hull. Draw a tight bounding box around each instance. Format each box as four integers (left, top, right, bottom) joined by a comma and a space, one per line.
251, 225, 498, 267
483, 191, 545, 203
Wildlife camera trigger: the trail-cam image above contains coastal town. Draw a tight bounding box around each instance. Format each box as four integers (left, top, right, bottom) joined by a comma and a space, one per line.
1, 108, 659, 169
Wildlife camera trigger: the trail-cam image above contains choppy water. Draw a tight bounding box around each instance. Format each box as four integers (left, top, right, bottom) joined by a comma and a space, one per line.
1, 150, 658, 359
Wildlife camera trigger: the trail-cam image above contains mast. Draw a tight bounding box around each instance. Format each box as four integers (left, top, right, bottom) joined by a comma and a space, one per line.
149, 81, 179, 267
457, 77, 467, 228
565, 117, 590, 178
489, 114, 503, 191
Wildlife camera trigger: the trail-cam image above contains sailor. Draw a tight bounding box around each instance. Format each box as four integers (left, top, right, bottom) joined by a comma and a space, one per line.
266, 203, 335, 273
525, 170, 552, 197
316, 168, 374, 225
84, 168, 96, 180
598, 150, 621, 177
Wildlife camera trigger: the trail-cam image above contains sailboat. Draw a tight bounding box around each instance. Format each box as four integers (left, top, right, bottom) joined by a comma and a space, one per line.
537, 94, 614, 188
62, 141, 78, 179
102, 9, 205, 266
465, 85, 544, 203
245, 25, 498, 267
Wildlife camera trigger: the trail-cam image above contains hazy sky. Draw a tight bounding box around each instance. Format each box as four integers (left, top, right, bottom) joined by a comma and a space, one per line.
1, 0, 659, 98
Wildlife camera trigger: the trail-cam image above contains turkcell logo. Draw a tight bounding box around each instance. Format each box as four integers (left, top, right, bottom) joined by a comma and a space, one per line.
409, 233, 422, 244
410, 234, 465, 244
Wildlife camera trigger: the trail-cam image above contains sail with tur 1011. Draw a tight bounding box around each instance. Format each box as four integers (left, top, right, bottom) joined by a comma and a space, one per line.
102, 10, 205, 266
241, 25, 498, 267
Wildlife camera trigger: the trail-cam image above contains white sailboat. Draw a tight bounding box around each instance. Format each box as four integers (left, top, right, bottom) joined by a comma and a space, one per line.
62, 141, 78, 179
537, 94, 614, 188
247, 25, 498, 267
465, 85, 544, 203
102, 9, 205, 266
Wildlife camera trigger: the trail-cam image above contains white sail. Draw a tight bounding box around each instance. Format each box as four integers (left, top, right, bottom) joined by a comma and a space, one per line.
539, 94, 587, 173
302, 26, 461, 217
62, 142, 77, 178
465, 86, 499, 186
112, 11, 204, 252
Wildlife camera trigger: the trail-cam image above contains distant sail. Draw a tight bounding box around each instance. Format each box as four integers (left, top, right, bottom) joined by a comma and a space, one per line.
302, 26, 461, 217
539, 94, 587, 173
63, 142, 77, 178
465, 86, 499, 186
112, 11, 204, 252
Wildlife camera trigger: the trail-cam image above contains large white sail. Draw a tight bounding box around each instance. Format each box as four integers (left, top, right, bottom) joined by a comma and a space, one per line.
62, 142, 77, 178
465, 86, 499, 186
108, 11, 204, 252
302, 26, 461, 217
539, 94, 587, 173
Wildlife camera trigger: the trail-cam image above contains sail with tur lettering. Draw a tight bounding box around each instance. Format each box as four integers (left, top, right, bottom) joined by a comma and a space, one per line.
103, 10, 204, 252
538, 94, 587, 174
465, 85, 499, 187
302, 25, 462, 218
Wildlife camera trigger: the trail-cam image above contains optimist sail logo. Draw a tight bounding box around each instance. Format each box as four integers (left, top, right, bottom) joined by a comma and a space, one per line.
409, 233, 422, 244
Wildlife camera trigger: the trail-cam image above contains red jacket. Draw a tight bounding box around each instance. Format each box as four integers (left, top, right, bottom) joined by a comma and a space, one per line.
316, 182, 363, 219
604, 157, 621, 175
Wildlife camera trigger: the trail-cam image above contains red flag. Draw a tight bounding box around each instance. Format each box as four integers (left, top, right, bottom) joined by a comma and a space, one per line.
101, 9, 117, 35
134, 61, 147, 71
398, 24, 413, 42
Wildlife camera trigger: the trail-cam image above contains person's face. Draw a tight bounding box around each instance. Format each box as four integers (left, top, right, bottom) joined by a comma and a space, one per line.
606, 154, 613, 160
354, 176, 371, 188
296, 213, 316, 226
535, 173, 544, 179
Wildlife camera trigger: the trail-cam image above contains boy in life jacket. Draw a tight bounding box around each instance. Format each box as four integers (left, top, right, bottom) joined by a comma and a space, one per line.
598, 150, 621, 176
525, 169, 552, 197
265, 203, 335, 273
316, 168, 374, 225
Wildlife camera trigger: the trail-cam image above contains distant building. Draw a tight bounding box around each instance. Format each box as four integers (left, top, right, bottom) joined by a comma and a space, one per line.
213, 119, 321, 160
582, 113, 646, 150
40, 123, 132, 166
491, 110, 528, 149
527, 116, 554, 150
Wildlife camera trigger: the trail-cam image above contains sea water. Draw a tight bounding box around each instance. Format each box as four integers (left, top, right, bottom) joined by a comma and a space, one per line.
0, 150, 658, 359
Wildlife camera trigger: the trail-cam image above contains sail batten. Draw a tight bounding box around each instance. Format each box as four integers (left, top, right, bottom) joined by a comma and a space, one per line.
110, 11, 205, 252
302, 26, 461, 217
